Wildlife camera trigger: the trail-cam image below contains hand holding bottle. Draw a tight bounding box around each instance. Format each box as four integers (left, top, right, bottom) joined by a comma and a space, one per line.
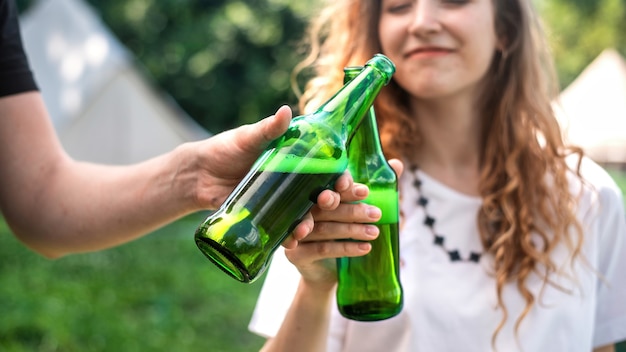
283, 160, 403, 292
188, 105, 295, 210
283, 170, 364, 249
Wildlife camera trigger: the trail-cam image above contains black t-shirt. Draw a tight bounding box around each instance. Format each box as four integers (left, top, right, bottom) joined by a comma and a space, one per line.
0, 0, 38, 97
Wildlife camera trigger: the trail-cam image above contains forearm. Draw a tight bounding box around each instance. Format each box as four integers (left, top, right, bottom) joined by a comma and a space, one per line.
0, 92, 201, 257
3, 145, 198, 258
261, 279, 335, 352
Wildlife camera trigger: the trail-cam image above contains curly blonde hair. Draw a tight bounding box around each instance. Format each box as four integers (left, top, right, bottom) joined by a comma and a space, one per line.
293, 0, 586, 346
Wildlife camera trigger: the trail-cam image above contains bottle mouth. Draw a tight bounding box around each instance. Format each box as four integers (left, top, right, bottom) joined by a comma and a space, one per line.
196, 238, 252, 283
367, 54, 396, 84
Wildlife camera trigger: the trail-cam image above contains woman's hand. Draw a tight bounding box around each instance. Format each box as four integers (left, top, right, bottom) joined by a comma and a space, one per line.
284, 159, 404, 290
281, 171, 361, 249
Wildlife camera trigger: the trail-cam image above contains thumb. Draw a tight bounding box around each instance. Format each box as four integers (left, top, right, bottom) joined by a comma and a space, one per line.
230, 105, 293, 156
254, 105, 293, 146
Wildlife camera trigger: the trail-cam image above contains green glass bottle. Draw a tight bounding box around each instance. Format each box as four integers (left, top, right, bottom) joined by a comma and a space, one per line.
194, 54, 395, 283
335, 66, 403, 321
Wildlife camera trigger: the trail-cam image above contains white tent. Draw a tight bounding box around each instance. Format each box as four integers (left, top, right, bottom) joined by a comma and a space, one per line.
20, 0, 210, 165
555, 48, 626, 165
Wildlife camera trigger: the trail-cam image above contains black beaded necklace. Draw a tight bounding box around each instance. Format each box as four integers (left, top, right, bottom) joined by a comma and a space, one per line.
410, 165, 482, 263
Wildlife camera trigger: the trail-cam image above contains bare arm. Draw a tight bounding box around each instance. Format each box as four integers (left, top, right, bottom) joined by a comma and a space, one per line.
260, 208, 378, 352
261, 280, 336, 352
0, 92, 339, 258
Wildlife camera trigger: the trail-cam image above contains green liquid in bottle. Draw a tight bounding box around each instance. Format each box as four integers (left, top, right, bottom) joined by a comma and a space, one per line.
336, 189, 402, 321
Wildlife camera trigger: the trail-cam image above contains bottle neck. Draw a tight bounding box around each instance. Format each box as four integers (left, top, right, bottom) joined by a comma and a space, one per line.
319, 65, 387, 140
354, 107, 384, 155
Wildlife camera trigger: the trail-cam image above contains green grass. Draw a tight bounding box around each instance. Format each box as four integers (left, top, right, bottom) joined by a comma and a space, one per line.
0, 213, 266, 352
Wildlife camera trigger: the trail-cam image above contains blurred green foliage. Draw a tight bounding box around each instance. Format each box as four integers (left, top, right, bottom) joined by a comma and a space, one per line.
0, 214, 267, 351
538, 0, 626, 88
18, 0, 318, 134
82, 0, 318, 134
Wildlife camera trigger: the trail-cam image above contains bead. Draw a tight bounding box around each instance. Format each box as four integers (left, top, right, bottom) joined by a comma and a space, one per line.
424, 216, 435, 227
448, 250, 461, 261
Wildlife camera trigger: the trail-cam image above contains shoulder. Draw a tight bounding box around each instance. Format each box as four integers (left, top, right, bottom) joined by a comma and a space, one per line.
565, 156, 626, 262
566, 154, 624, 211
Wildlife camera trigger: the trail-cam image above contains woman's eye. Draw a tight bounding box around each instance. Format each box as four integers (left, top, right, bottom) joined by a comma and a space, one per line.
385, 2, 412, 13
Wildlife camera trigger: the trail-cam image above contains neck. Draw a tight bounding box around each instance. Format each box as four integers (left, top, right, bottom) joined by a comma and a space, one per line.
409, 95, 482, 196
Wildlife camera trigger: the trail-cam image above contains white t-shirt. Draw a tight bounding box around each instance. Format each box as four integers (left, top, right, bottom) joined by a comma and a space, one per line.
249, 157, 626, 351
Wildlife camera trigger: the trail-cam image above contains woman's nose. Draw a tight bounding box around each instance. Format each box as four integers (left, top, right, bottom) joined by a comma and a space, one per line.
407, 2, 442, 36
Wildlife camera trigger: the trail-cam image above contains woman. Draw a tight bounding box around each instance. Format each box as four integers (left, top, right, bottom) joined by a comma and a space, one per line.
249, 0, 626, 351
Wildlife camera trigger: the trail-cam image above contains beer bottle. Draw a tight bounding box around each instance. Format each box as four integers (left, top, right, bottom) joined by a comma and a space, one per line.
335, 66, 403, 321
194, 54, 395, 283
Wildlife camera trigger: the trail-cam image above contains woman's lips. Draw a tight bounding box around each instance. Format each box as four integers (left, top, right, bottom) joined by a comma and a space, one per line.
406, 47, 452, 59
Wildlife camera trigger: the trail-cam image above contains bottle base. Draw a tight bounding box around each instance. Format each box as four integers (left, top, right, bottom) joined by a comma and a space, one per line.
338, 301, 403, 321
195, 238, 252, 283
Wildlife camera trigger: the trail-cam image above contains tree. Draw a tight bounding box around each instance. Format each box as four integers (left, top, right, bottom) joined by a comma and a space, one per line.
538, 0, 626, 89
89, 0, 321, 133
17, 0, 317, 133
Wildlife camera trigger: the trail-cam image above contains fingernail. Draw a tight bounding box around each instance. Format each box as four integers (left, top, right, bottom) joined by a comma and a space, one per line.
357, 242, 371, 252
320, 194, 335, 208
354, 185, 368, 198
299, 225, 312, 239
367, 206, 381, 219
365, 225, 379, 237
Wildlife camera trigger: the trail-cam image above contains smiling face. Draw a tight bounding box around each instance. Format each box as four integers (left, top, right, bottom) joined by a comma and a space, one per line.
378, 0, 500, 101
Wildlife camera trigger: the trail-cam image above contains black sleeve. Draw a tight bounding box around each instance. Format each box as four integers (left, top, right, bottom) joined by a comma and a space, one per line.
0, 0, 38, 97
